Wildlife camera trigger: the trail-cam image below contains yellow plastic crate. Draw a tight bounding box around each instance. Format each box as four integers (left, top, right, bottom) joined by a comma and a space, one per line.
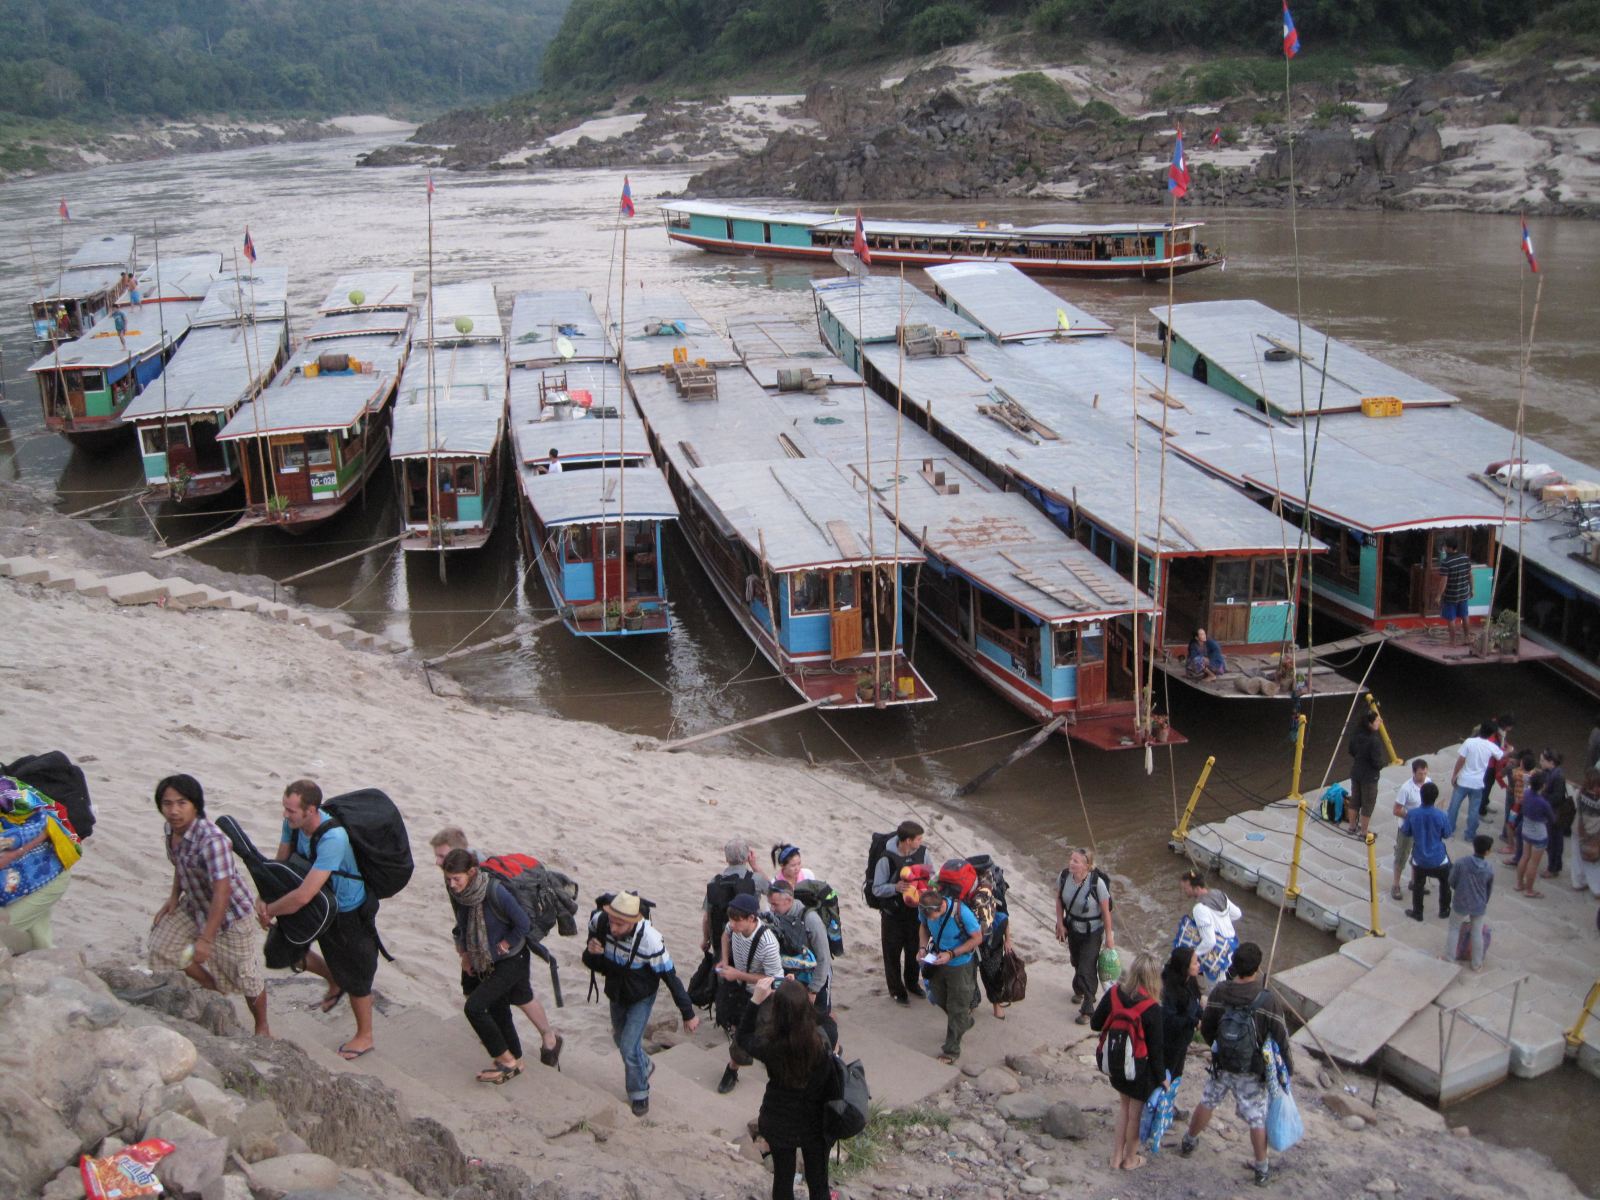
1361, 396, 1403, 418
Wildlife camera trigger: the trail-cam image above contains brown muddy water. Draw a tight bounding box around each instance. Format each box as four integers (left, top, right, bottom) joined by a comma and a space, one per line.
1, 135, 1596, 1184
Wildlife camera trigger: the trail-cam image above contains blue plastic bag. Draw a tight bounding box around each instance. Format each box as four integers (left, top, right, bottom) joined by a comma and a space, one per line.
1140, 1073, 1179, 1154
1262, 1039, 1303, 1152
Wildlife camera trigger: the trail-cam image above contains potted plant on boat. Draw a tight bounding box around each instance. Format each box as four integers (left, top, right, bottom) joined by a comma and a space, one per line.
604, 598, 623, 632
266, 494, 291, 521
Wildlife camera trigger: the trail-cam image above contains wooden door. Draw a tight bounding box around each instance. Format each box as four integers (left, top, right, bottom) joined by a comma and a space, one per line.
437, 486, 458, 520
831, 609, 863, 661
1076, 626, 1107, 711
275, 468, 311, 506
1209, 603, 1250, 643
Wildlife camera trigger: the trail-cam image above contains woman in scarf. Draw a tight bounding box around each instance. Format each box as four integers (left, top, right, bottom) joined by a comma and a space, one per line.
442, 849, 533, 1083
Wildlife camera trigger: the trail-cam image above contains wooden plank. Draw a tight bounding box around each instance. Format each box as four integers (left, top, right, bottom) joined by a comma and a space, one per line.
826, 519, 863, 558
66, 490, 145, 518
1055, 558, 1124, 606
422, 615, 563, 667
274, 533, 406, 584
955, 716, 1067, 796
657, 694, 844, 752
150, 515, 264, 559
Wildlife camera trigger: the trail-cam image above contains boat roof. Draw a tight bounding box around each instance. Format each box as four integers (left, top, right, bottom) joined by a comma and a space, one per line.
391, 342, 506, 458
726, 316, 864, 389
125, 253, 224, 303
507, 362, 630, 448
630, 361, 816, 470
616, 290, 739, 368
27, 302, 197, 373
1155, 300, 1459, 416
511, 418, 653, 468
418, 280, 502, 345
217, 332, 406, 440
664, 200, 1203, 237
689, 458, 918, 571
31, 233, 135, 303
926, 262, 1111, 341
191, 267, 290, 328
318, 270, 415, 314
861, 338, 1312, 556
305, 307, 414, 341
122, 322, 287, 421
67, 233, 136, 270
508, 290, 612, 366
811, 277, 983, 346
519, 465, 677, 527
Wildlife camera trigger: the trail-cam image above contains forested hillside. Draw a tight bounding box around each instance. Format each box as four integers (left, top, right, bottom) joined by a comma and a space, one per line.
0, 0, 572, 121
543, 0, 1593, 92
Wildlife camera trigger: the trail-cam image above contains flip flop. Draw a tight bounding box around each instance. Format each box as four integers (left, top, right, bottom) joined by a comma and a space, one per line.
337, 1043, 373, 1061
476, 1063, 521, 1084
936, 1054, 957, 1065
317, 988, 345, 1013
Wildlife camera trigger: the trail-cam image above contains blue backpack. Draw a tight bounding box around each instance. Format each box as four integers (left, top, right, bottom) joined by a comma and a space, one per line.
1320, 784, 1347, 824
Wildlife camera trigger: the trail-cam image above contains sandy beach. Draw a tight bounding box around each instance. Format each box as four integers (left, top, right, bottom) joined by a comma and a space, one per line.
0, 490, 1591, 1199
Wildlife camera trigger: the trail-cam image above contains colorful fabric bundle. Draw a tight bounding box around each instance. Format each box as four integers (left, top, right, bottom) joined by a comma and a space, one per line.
0, 776, 82, 906
1172, 913, 1237, 985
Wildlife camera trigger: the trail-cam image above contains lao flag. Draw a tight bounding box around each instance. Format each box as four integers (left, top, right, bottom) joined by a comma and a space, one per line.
427, 173, 435, 196
1210, 126, 1222, 146
1283, 2, 1300, 58
1521, 217, 1538, 273
853, 208, 871, 265
243, 228, 257, 264
1168, 133, 1189, 199
58, 198, 70, 221
620, 176, 635, 218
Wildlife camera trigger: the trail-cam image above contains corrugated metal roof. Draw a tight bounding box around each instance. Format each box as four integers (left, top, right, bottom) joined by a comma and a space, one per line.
727, 316, 863, 389
811, 276, 983, 346
27, 302, 198, 373
630, 362, 817, 473
218, 332, 406, 440
1156, 299, 1459, 415
615, 289, 738, 369
665, 200, 1203, 237
126, 253, 223, 303
305, 308, 413, 341
66, 233, 136, 270
511, 418, 652, 467
391, 343, 506, 458
191, 267, 290, 327
122, 321, 287, 420
508, 290, 611, 366
419, 280, 502, 345
34, 265, 124, 305
318, 270, 415, 313
519, 465, 677, 527
925, 262, 1111, 341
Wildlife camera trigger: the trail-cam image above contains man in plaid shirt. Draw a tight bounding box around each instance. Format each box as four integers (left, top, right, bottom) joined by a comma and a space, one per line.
149, 774, 269, 1035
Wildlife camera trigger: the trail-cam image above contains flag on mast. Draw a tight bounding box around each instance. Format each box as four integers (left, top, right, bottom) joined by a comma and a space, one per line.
243, 228, 257, 264
620, 176, 635, 218
1167, 131, 1189, 199
852, 208, 871, 265
427, 173, 435, 196
1210, 126, 1222, 146
1520, 216, 1538, 273
1283, 2, 1300, 58
58, 198, 70, 221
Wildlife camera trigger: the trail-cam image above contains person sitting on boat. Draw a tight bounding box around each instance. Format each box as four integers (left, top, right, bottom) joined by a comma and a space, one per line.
1185, 628, 1226, 680
545, 448, 562, 476
56, 306, 70, 336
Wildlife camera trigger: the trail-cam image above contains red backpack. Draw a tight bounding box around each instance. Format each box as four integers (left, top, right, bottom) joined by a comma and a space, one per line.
1095, 986, 1156, 1082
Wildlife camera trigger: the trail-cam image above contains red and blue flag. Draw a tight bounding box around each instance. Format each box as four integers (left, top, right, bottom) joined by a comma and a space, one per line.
58, 197, 70, 221
620, 176, 635, 218
1168, 132, 1189, 199
853, 207, 871, 265
243, 227, 256, 264
1210, 126, 1222, 147
1283, 2, 1300, 58
1520, 217, 1538, 273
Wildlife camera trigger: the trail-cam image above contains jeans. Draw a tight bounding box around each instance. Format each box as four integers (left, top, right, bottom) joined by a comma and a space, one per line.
609, 993, 657, 1101
1410, 863, 1452, 917
1447, 785, 1484, 841
928, 958, 978, 1057
770, 1140, 830, 1200
462, 948, 532, 1060
1066, 924, 1103, 1016
880, 909, 922, 1000
1447, 912, 1486, 968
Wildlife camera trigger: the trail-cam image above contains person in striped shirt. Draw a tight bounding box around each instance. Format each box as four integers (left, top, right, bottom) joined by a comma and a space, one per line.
1438, 538, 1474, 645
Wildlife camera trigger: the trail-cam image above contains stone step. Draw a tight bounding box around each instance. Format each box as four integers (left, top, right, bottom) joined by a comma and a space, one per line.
103, 571, 168, 605
40, 567, 81, 591
155, 577, 209, 606
2, 556, 54, 584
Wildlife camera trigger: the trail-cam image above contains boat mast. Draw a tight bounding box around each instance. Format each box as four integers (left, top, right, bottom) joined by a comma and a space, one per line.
856, 270, 884, 702
228, 248, 259, 507
1129, 318, 1145, 743
617, 228, 628, 628
150, 223, 171, 469
426, 179, 443, 581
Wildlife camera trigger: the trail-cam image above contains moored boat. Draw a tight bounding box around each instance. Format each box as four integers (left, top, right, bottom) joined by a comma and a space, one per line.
122, 265, 290, 506
28, 233, 136, 343
663, 201, 1224, 279
391, 280, 508, 552
218, 270, 414, 533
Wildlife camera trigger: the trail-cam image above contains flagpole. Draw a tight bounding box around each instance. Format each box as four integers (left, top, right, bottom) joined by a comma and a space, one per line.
426, 176, 444, 581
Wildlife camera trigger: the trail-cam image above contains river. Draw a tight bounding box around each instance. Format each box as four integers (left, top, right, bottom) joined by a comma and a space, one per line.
1, 134, 1596, 1184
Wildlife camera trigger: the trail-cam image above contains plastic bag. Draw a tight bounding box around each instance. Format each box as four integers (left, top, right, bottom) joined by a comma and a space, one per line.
80, 1138, 175, 1200
1141, 1073, 1178, 1153
1262, 1040, 1303, 1152
1097, 945, 1121, 983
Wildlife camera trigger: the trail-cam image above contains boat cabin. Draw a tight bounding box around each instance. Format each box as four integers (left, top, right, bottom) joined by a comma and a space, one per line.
30, 233, 136, 343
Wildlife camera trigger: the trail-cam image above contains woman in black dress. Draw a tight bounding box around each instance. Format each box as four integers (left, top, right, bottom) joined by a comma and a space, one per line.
737, 977, 835, 1199
1091, 951, 1166, 1171
1160, 945, 1204, 1084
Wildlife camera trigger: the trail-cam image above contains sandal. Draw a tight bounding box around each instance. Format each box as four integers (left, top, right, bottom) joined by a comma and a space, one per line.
1122, 1155, 1147, 1171
316, 987, 345, 1013
476, 1063, 522, 1085
539, 1034, 564, 1070
1389, 887, 1403, 901
936, 1054, 957, 1065
1525, 890, 1545, 899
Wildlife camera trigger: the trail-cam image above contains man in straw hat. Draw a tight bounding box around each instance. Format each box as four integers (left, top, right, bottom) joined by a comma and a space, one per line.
582, 889, 699, 1116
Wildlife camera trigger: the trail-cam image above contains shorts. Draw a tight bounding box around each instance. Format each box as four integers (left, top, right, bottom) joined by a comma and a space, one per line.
1393, 831, 1414, 869
1348, 777, 1378, 818
1439, 599, 1468, 622
1522, 834, 1549, 850
1201, 1069, 1269, 1129
315, 904, 380, 998
150, 909, 266, 998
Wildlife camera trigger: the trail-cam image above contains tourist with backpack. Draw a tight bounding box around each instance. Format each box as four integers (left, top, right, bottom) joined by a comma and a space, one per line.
969, 854, 1015, 1020
581, 889, 699, 1117
866, 820, 931, 1005
917, 886, 983, 1064
148, 775, 269, 1037
715, 892, 783, 1093
1178, 869, 1241, 984
439, 849, 538, 1084
736, 976, 835, 1200
766, 879, 833, 1017
1090, 951, 1166, 1171
1055, 848, 1114, 1024
1180, 942, 1294, 1187
257, 780, 381, 1060
702, 838, 768, 957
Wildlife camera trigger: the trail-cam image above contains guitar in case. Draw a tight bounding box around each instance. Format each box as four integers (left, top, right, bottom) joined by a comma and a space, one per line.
216, 813, 333, 949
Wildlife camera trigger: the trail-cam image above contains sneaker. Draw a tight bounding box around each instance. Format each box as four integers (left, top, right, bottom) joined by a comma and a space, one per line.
1253, 1161, 1271, 1187
630, 1098, 649, 1117
1180, 1135, 1198, 1158
893, 993, 911, 1006
1406, 909, 1423, 922
1074, 1011, 1090, 1025
717, 1065, 740, 1094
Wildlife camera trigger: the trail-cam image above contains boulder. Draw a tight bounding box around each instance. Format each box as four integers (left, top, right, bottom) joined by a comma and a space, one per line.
145, 1109, 213, 1147
972, 1067, 1021, 1096
1004, 1054, 1050, 1080
243, 1152, 343, 1194
1321, 1089, 1379, 1124
1041, 1102, 1089, 1141
1374, 118, 1443, 174
232, 1099, 291, 1161
181, 1075, 249, 1139
154, 1130, 229, 1199
40, 1165, 86, 1200
995, 1093, 1053, 1122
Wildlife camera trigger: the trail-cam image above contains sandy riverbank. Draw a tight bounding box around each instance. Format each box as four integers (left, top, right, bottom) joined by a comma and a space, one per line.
0, 493, 1590, 1198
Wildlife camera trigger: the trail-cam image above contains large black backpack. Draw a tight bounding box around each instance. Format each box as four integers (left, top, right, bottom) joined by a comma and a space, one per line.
1213, 991, 1270, 1075
5, 751, 94, 840
310, 789, 413, 901
482, 855, 579, 941
705, 871, 758, 953
216, 814, 333, 950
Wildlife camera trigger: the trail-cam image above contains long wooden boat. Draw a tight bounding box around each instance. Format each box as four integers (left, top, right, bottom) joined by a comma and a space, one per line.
28, 252, 222, 451
218, 270, 414, 533
623, 291, 934, 708
1157, 298, 1569, 681
813, 272, 1360, 704
29, 233, 136, 343
663, 201, 1224, 279
391, 280, 507, 552
507, 291, 675, 636
731, 315, 1178, 749
122, 266, 290, 507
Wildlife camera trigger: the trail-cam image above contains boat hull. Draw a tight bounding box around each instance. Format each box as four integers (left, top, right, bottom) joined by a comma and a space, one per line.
516, 501, 670, 637
51, 417, 131, 453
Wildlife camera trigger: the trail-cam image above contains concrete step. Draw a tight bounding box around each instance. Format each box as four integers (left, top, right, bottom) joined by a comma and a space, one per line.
155, 577, 209, 606
3, 556, 53, 584
103, 571, 167, 605
71, 572, 113, 599
40, 567, 81, 591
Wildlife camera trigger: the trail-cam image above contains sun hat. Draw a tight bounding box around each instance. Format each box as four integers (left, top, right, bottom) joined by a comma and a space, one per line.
603, 892, 644, 922
727, 893, 761, 916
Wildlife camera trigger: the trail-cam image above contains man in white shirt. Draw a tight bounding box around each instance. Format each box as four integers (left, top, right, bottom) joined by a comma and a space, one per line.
714, 892, 782, 1095
1449, 722, 1504, 844
1390, 759, 1430, 900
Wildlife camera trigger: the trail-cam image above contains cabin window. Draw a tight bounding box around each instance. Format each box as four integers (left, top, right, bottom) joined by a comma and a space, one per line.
833, 570, 857, 610
791, 570, 829, 614
81, 371, 106, 393
278, 442, 308, 471
667, 210, 691, 230
1253, 558, 1290, 600
452, 462, 478, 495
140, 423, 190, 455
564, 526, 591, 563
304, 431, 333, 467
976, 589, 1015, 641
725, 219, 736, 241
763, 223, 773, 244
1212, 559, 1251, 604
1054, 626, 1078, 666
